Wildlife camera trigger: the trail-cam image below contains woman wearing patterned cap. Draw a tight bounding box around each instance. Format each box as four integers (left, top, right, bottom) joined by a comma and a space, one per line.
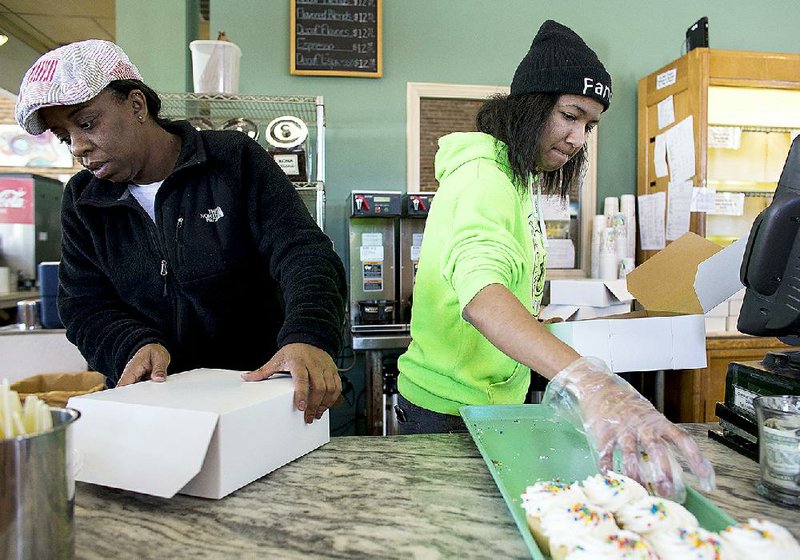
15, 39, 346, 424
396, 20, 714, 499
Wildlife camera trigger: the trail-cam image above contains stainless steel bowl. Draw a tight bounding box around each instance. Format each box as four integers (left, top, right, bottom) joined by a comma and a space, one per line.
219, 117, 259, 141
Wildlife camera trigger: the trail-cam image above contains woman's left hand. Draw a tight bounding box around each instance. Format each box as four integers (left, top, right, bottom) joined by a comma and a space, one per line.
241, 343, 341, 424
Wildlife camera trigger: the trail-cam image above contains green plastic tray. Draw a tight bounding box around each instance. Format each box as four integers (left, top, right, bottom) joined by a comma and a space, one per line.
460, 404, 736, 560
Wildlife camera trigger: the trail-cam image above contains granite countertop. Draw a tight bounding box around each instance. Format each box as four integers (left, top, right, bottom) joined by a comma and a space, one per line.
74, 424, 799, 559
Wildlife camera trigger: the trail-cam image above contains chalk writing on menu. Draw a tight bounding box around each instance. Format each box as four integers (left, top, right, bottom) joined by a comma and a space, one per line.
291, 0, 382, 77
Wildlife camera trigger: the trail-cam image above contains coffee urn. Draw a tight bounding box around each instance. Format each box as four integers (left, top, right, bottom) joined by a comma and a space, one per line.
398, 193, 434, 325
347, 191, 403, 333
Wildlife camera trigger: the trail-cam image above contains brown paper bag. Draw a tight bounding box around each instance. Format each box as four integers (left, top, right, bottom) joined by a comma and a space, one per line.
11, 371, 106, 408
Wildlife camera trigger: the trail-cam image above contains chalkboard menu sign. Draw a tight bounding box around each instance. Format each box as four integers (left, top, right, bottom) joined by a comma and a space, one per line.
290, 0, 382, 78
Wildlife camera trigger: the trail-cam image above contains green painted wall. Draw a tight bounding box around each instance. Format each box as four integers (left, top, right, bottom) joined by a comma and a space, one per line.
202, 1, 800, 255
109, 1, 800, 256
116, 0, 198, 92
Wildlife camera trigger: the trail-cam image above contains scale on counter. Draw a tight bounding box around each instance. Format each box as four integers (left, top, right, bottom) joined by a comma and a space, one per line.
710, 355, 800, 461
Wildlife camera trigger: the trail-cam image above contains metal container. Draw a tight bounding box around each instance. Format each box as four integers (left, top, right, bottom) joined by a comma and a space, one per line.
0, 407, 81, 559
16, 299, 40, 330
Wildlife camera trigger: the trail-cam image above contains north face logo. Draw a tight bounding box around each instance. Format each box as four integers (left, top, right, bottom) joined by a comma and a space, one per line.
201, 206, 224, 222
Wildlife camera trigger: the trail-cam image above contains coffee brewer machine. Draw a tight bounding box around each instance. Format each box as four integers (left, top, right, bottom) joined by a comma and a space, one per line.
347, 191, 404, 333
398, 193, 434, 325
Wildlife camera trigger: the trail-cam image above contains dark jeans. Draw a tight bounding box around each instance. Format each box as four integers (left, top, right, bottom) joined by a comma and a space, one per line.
395, 394, 468, 434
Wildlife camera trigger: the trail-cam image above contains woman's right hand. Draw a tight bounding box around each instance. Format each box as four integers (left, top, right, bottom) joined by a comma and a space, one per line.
117, 343, 171, 386
543, 356, 715, 501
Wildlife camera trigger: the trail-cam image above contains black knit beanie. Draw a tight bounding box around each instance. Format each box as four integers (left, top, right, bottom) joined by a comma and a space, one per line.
510, 20, 612, 111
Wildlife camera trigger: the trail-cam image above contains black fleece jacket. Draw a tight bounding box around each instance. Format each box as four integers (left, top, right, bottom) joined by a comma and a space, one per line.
58, 120, 346, 384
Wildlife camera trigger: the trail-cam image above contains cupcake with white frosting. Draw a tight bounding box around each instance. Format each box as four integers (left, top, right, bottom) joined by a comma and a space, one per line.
717, 518, 800, 559
615, 496, 699, 536
581, 471, 649, 513
644, 526, 723, 559
542, 502, 619, 558
520, 480, 587, 555
552, 529, 658, 560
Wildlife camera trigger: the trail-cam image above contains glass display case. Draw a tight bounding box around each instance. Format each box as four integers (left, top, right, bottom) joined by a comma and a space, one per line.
637, 49, 800, 261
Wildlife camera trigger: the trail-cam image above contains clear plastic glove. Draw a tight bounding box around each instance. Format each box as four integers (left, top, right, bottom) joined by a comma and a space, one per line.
542, 356, 715, 501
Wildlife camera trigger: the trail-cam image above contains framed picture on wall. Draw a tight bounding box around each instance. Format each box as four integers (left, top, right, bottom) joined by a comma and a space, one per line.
290, 0, 382, 78
406, 82, 598, 278
0, 124, 73, 168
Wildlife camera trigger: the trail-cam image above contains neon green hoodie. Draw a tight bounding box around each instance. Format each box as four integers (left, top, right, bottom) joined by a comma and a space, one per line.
397, 132, 547, 415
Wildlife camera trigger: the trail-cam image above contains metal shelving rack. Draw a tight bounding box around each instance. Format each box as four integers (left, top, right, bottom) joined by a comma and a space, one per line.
159, 93, 326, 230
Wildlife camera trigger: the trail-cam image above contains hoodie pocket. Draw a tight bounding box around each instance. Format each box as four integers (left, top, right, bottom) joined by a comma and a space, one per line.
487, 361, 529, 404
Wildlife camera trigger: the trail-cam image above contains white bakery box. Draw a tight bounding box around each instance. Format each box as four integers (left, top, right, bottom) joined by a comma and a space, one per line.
67, 369, 328, 499
545, 233, 746, 372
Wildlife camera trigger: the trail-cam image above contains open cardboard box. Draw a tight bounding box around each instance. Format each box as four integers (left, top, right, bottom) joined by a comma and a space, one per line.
549, 278, 633, 307
545, 233, 746, 372
67, 369, 329, 499
540, 302, 632, 322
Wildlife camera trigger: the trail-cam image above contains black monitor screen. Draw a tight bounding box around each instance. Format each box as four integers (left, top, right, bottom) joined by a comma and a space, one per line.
738, 136, 800, 338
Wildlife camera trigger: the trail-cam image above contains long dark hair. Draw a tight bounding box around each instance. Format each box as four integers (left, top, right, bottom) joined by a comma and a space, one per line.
475, 92, 587, 198
106, 79, 171, 127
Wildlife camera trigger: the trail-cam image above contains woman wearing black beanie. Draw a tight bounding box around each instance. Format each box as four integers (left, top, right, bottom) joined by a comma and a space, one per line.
397, 20, 714, 501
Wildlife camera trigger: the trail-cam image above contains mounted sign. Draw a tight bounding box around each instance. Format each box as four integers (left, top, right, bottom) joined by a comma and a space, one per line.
290, 0, 382, 78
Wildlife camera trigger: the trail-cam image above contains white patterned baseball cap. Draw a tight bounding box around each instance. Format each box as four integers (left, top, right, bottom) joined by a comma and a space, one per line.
15, 39, 142, 136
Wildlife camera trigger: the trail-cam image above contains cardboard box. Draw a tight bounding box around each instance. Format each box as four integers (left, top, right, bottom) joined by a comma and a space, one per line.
545, 233, 745, 372
68, 369, 329, 499
540, 302, 632, 322
549, 278, 633, 308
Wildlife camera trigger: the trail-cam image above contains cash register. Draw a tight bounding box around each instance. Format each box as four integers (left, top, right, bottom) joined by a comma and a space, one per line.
709, 136, 800, 460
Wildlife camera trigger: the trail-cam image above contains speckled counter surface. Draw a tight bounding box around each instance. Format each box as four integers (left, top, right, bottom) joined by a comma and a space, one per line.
74, 424, 798, 559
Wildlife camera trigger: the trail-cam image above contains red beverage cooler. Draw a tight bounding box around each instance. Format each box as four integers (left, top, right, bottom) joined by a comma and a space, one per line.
0, 173, 63, 288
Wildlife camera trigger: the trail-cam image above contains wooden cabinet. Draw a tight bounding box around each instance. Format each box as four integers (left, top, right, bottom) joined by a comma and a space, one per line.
664, 334, 800, 423
637, 49, 800, 264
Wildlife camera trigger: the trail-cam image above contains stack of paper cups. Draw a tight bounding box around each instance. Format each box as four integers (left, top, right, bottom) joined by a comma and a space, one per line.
599, 227, 618, 280
618, 257, 635, 278
603, 197, 619, 226
612, 212, 627, 262
590, 214, 606, 278
620, 194, 636, 259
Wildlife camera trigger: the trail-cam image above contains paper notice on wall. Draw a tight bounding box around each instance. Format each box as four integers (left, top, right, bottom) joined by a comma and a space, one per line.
637, 192, 666, 250
711, 192, 746, 216
708, 126, 742, 149
665, 116, 696, 183
657, 96, 675, 129
666, 180, 693, 241
544, 239, 575, 269
690, 187, 717, 212
654, 134, 668, 178
656, 68, 677, 89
